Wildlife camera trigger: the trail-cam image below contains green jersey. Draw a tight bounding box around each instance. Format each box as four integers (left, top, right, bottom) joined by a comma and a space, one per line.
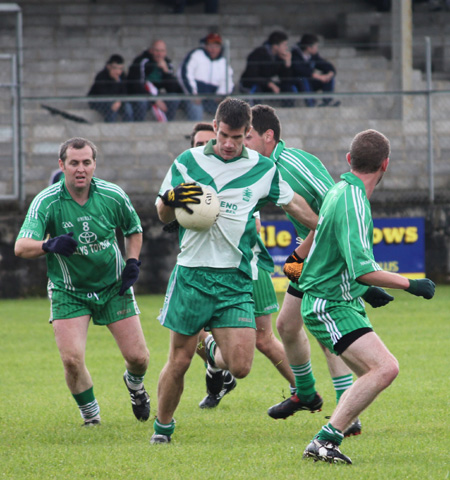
271, 140, 334, 240
299, 172, 381, 301
158, 140, 294, 279
17, 178, 142, 293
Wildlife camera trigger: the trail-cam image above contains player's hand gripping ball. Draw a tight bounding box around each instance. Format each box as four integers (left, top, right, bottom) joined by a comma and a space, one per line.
159, 183, 203, 212
175, 187, 220, 232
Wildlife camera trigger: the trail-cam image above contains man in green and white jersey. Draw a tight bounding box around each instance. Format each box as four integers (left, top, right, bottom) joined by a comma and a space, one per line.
299, 129, 435, 464
184, 123, 295, 410
152, 97, 318, 443
245, 105, 360, 435
15, 137, 150, 426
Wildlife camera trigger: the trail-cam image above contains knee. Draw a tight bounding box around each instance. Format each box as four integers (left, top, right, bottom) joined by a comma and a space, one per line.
255, 329, 272, 355
128, 347, 150, 370
230, 363, 252, 379
61, 352, 84, 374
386, 356, 400, 384
226, 350, 253, 379
379, 355, 400, 388
170, 350, 193, 376
276, 315, 299, 340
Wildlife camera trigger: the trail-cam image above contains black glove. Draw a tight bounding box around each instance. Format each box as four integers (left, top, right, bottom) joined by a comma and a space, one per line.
283, 251, 304, 283
362, 286, 394, 308
42, 232, 78, 257
405, 279, 435, 300
119, 258, 141, 296
158, 183, 203, 213
163, 219, 180, 233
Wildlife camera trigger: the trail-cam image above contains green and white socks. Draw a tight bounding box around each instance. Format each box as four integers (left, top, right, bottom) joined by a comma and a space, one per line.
73, 386, 100, 423
332, 374, 353, 404
154, 418, 176, 437
124, 370, 145, 391
291, 360, 317, 403
317, 422, 344, 446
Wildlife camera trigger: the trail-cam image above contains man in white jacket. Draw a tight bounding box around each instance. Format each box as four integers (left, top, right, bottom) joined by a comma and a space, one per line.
178, 33, 234, 120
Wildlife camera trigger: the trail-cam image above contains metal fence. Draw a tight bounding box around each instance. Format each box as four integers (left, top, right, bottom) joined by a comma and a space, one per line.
7, 88, 448, 207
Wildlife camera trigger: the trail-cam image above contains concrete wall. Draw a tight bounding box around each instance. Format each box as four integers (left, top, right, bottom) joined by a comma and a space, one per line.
2, 199, 449, 299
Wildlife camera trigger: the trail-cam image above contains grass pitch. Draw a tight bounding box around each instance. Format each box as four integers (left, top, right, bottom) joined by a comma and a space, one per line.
1, 287, 449, 479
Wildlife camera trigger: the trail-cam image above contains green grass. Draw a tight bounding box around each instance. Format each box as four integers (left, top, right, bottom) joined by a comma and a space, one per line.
1, 287, 449, 479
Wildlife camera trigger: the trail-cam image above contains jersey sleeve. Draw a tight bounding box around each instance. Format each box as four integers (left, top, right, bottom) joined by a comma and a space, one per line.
114, 187, 143, 237
156, 150, 195, 203
335, 187, 381, 280
16, 196, 50, 241
267, 166, 295, 206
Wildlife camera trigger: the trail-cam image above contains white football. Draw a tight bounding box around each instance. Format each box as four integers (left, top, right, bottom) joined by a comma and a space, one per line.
175, 187, 220, 231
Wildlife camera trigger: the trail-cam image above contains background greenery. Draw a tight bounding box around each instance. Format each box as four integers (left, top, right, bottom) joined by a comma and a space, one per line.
1, 288, 449, 479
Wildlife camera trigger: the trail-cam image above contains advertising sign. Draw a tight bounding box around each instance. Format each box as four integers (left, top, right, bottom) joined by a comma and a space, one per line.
261, 217, 425, 292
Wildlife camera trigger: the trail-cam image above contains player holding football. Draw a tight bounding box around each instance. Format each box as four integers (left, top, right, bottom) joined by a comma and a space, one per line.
152, 97, 317, 443
299, 129, 435, 464
183, 122, 296, 409
15, 137, 150, 426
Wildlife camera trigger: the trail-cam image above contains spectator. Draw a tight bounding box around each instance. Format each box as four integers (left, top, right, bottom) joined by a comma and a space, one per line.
291, 34, 340, 107
87, 54, 133, 122
178, 33, 234, 121
127, 40, 183, 122
240, 31, 296, 104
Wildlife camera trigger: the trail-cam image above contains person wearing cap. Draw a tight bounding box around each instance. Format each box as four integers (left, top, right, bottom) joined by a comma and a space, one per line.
178, 33, 234, 121
240, 31, 296, 104
127, 40, 184, 121
88, 54, 133, 122
291, 34, 340, 107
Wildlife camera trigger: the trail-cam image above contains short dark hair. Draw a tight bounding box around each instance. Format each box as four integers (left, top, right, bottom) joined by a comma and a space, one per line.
59, 137, 97, 163
267, 31, 288, 46
299, 34, 319, 50
215, 97, 252, 131
250, 105, 281, 143
190, 122, 214, 147
349, 129, 390, 173
106, 54, 125, 65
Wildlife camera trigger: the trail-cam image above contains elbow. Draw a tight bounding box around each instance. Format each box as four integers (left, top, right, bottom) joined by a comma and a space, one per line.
14, 242, 25, 258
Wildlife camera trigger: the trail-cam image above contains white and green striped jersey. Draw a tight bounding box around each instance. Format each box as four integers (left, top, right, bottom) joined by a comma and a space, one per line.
17, 178, 142, 293
158, 140, 294, 279
272, 140, 335, 240
299, 172, 381, 301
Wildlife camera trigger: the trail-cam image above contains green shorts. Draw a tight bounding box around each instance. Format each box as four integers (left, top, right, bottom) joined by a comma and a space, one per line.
301, 292, 373, 355
158, 265, 255, 336
48, 280, 140, 325
253, 266, 279, 317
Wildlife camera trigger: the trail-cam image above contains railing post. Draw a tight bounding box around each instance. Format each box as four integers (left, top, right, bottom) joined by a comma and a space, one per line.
425, 36, 434, 203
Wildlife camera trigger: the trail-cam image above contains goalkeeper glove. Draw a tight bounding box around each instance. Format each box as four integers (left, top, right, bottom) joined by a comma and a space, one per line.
362, 286, 394, 308
119, 258, 141, 296
42, 232, 78, 257
283, 251, 304, 283
405, 279, 435, 300
159, 183, 203, 213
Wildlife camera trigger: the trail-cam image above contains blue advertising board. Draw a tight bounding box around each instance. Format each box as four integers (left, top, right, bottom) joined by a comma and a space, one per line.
261, 217, 425, 292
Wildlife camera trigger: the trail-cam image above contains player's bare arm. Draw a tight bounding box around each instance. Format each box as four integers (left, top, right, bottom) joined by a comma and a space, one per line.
294, 230, 315, 259
282, 192, 318, 231
358, 270, 411, 289
156, 197, 176, 223
14, 237, 47, 259
358, 270, 435, 299
15, 232, 78, 259
124, 232, 143, 260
